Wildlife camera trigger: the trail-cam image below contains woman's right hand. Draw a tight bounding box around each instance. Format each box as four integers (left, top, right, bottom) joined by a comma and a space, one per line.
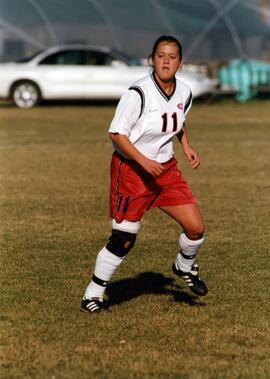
110, 133, 165, 177
139, 157, 165, 177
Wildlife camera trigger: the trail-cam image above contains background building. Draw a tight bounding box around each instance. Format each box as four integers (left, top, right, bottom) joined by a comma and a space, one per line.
0, 0, 269, 63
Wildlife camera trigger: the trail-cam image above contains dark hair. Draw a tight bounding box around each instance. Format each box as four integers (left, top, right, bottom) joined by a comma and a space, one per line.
149, 35, 183, 60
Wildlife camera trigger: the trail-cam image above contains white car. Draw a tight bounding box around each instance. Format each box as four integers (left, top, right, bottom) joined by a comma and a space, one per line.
0, 45, 217, 108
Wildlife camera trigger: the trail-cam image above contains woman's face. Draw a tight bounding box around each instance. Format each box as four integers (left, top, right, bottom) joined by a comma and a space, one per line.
152, 42, 182, 83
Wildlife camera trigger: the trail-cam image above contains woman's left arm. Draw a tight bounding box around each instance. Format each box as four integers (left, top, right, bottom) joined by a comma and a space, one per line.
177, 125, 200, 169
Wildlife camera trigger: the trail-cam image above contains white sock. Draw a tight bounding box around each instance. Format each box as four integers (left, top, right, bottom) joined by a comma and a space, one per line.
84, 246, 123, 301
175, 233, 204, 272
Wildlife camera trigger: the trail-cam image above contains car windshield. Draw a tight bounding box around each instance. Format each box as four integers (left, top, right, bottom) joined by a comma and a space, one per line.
15, 50, 45, 63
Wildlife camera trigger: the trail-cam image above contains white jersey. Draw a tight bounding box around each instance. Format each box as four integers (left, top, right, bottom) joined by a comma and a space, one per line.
108, 72, 192, 163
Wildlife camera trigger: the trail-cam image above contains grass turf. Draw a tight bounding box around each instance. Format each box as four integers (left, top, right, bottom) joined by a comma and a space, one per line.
0, 100, 270, 379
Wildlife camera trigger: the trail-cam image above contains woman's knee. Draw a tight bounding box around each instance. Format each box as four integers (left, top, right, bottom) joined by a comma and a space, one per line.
184, 223, 205, 240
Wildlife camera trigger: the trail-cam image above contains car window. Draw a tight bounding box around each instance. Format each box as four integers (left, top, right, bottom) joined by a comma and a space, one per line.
39, 50, 83, 65
84, 51, 114, 66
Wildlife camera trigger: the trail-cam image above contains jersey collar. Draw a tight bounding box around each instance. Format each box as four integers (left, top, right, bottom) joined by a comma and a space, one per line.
151, 71, 176, 102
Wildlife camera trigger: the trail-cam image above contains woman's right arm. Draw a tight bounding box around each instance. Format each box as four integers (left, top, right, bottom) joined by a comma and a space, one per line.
109, 133, 165, 177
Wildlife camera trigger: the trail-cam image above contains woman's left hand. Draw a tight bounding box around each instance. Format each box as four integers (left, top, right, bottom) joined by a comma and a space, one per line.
184, 147, 200, 169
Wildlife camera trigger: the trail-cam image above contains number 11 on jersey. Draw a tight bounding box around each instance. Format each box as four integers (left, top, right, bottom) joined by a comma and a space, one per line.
161, 112, 178, 132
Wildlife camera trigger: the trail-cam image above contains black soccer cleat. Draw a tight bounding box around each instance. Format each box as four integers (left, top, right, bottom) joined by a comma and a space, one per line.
80, 298, 108, 314
172, 262, 208, 296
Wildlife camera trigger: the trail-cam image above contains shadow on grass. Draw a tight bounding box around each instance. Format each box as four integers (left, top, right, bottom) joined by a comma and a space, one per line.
106, 271, 206, 307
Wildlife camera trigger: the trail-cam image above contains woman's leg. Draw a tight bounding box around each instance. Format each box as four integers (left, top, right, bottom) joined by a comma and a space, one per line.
159, 204, 208, 296
81, 219, 140, 313
159, 203, 204, 240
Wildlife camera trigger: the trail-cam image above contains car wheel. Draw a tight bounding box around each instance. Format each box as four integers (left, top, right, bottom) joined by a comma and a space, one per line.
11, 81, 41, 109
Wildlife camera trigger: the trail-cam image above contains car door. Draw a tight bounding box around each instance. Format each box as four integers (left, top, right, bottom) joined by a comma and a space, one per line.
37, 49, 86, 98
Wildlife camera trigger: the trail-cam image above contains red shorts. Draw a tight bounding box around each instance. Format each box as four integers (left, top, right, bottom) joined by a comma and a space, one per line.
110, 152, 196, 222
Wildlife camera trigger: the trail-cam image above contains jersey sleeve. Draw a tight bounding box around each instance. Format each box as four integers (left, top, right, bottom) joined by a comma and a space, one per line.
108, 89, 142, 136
184, 90, 193, 116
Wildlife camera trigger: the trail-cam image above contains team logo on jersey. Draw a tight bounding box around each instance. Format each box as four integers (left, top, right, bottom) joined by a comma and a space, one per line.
177, 103, 183, 109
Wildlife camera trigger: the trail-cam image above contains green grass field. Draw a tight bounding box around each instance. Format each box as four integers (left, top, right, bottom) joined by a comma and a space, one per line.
1, 100, 270, 379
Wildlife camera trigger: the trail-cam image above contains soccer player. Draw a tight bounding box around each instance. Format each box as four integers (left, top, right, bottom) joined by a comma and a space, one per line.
81, 35, 208, 313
